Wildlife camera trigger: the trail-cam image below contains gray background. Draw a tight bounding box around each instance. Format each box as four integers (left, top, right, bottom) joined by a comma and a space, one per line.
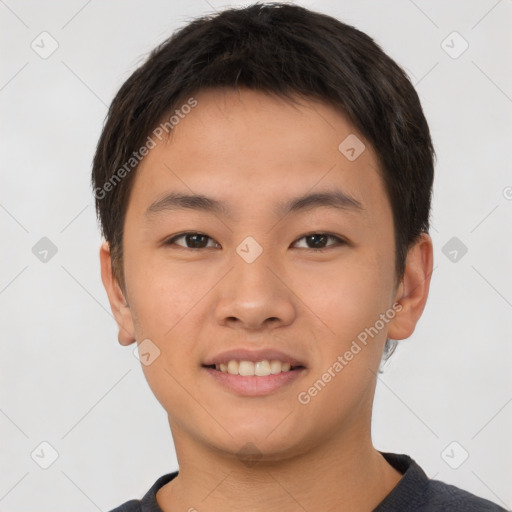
1, 0, 511, 510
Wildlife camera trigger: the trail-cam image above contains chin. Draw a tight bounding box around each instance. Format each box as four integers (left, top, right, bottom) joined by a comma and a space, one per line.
206, 420, 314, 462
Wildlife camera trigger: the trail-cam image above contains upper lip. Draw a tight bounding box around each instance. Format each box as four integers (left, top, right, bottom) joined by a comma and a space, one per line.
202, 348, 306, 368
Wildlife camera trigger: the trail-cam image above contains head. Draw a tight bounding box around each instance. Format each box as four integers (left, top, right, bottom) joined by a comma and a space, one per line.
94, 3, 433, 461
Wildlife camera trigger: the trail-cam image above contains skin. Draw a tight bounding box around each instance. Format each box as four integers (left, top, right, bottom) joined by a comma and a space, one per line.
100, 88, 433, 511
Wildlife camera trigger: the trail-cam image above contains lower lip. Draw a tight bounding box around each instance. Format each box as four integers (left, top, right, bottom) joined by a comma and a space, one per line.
202, 367, 306, 396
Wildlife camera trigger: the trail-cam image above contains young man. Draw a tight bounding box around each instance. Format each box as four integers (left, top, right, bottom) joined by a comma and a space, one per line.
93, 3, 506, 511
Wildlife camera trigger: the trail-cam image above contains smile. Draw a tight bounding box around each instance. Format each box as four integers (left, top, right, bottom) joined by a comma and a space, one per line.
202, 362, 306, 396
207, 359, 302, 376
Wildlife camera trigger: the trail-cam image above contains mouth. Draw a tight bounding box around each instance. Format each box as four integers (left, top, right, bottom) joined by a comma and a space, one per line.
202, 359, 306, 377
201, 359, 307, 396
201, 348, 307, 396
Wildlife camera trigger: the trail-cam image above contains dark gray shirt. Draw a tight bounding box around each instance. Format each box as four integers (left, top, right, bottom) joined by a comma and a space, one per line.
109, 452, 508, 511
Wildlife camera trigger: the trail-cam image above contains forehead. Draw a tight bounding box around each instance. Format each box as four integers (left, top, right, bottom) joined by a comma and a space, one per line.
128, 88, 390, 225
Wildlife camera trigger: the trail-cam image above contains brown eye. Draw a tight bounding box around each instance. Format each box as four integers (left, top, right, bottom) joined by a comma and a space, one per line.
165, 232, 218, 249
293, 233, 346, 251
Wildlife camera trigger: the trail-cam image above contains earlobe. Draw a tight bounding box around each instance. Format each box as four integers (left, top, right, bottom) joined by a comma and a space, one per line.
99, 241, 137, 346
387, 233, 433, 341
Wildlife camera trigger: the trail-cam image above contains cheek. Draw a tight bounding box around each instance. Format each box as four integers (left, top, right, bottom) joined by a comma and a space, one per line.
125, 251, 201, 338
125, 258, 202, 413
124, 252, 209, 383
294, 253, 394, 421
301, 251, 395, 348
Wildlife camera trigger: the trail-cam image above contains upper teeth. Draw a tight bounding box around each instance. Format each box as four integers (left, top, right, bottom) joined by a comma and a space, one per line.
215, 360, 292, 376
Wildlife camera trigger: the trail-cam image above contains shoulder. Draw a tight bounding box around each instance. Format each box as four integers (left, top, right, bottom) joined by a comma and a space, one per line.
377, 452, 507, 512
106, 471, 179, 512
422, 479, 508, 511
107, 500, 141, 512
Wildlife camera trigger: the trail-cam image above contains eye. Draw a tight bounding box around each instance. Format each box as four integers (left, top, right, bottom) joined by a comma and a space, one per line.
292, 233, 347, 252
164, 231, 347, 251
165, 232, 219, 249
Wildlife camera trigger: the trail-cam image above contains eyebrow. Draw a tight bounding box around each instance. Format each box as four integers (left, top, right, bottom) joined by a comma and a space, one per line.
144, 189, 364, 220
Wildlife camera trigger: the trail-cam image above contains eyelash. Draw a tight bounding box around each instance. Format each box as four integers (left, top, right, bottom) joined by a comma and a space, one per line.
164, 232, 348, 252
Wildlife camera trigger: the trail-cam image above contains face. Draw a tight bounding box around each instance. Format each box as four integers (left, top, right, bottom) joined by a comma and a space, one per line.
101, 88, 427, 462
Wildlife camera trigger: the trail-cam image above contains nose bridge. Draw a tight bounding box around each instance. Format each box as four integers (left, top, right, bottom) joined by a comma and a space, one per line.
231, 235, 279, 301
234, 238, 274, 291
214, 235, 295, 329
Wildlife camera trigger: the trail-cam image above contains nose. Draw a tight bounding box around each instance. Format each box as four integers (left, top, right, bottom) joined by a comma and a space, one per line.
214, 244, 296, 332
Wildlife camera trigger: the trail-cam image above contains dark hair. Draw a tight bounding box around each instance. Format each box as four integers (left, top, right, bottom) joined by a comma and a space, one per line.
92, 2, 434, 358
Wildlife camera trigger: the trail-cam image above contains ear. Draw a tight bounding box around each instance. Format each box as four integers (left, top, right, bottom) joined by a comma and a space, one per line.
99, 241, 136, 346
387, 233, 433, 340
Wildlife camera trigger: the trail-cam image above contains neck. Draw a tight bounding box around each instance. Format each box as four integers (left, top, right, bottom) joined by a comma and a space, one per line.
156, 423, 403, 511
